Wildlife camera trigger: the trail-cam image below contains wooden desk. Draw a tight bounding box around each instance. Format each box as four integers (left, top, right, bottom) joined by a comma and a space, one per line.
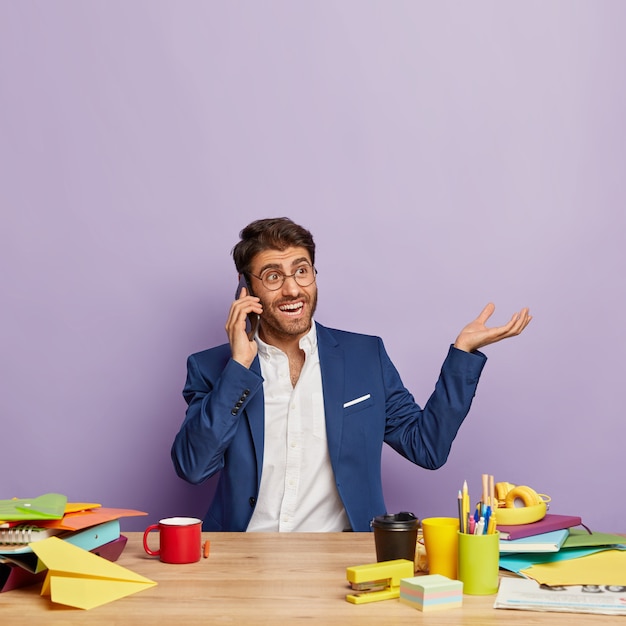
1, 532, 623, 624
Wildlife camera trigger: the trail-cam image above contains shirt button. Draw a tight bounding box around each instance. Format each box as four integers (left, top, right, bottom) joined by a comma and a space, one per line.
249, 497, 256, 507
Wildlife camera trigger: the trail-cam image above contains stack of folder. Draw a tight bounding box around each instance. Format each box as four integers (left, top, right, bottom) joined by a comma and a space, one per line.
498, 513, 587, 553
0, 493, 147, 593
496, 511, 626, 614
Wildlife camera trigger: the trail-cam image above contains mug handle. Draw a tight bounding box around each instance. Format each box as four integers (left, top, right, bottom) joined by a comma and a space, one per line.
143, 524, 161, 556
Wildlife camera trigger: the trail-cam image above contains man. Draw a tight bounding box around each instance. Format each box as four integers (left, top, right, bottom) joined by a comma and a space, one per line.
171, 218, 531, 532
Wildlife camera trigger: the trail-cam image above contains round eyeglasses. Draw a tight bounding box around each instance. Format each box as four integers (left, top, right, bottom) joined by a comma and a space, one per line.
249, 264, 317, 291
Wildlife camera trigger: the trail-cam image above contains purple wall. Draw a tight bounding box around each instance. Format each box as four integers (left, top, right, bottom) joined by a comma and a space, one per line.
2, 2, 624, 532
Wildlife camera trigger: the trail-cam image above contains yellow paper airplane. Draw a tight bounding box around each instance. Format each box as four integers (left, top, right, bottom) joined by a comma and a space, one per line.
30, 536, 157, 610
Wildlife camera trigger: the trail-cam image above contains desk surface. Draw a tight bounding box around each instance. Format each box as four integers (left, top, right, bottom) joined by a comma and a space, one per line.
1, 532, 623, 625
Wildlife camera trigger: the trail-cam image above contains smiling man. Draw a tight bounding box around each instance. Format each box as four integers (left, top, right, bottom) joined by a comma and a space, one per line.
171, 217, 531, 532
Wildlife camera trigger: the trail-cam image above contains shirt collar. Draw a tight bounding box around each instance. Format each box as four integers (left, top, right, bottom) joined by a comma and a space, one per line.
256, 320, 318, 358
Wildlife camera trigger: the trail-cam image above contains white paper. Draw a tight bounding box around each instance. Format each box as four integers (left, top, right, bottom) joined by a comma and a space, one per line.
494, 577, 626, 616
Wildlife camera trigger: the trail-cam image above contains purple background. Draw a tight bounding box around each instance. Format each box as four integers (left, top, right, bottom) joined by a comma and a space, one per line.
1, 2, 624, 532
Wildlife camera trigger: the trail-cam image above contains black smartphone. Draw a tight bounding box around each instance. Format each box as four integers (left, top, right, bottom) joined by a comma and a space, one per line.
235, 274, 259, 338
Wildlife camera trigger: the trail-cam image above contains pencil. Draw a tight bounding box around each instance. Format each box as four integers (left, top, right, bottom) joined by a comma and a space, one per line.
462, 480, 469, 534
203, 540, 210, 558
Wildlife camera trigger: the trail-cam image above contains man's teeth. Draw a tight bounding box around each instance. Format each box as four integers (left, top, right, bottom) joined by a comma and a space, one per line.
279, 302, 303, 312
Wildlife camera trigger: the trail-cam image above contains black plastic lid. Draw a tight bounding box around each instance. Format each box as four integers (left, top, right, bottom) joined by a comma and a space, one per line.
371, 511, 419, 530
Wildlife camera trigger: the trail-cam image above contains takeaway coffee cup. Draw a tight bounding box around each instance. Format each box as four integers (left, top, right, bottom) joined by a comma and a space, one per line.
143, 517, 202, 564
371, 512, 419, 563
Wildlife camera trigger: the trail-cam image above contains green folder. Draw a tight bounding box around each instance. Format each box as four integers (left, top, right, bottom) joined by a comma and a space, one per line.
0, 494, 67, 521
562, 529, 626, 549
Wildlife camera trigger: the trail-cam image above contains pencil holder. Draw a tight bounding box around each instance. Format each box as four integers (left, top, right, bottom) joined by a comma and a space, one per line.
457, 531, 499, 595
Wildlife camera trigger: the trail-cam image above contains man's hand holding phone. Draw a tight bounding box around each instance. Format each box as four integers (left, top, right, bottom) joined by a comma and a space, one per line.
227, 276, 262, 368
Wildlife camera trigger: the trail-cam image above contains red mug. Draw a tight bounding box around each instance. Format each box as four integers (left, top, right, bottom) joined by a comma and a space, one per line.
143, 517, 202, 564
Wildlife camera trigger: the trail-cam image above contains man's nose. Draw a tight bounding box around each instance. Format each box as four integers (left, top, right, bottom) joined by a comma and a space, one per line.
280, 274, 300, 295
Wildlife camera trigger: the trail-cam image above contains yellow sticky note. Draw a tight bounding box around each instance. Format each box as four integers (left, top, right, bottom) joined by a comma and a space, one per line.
31, 537, 157, 610
521, 549, 626, 587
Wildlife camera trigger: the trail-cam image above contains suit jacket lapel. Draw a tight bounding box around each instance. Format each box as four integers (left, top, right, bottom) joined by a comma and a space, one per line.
245, 356, 265, 480
316, 323, 345, 464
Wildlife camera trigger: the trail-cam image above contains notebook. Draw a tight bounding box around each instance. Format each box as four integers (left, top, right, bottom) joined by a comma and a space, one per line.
0, 526, 63, 549
497, 513, 585, 541
499, 529, 569, 553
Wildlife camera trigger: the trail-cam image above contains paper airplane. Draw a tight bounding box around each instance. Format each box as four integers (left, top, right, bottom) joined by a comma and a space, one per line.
31, 537, 157, 610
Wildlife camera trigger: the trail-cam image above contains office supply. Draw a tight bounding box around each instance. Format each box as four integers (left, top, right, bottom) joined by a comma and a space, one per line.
562, 529, 626, 549
0, 494, 67, 522
498, 513, 586, 540
0, 535, 128, 593
499, 529, 570, 553
0, 525, 63, 546
399, 574, 463, 612
2, 532, 624, 624
459, 475, 497, 534
499, 545, 625, 577
495, 577, 626, 616
64, 502, 102, 513
457, 531, 500, 595
0, 519, 121, 573
345, 559, 414, 604
36, 506, 148, 531
31, 537, 157, 610
521, 549, 626, 586
64, 519, 121, 552
92, 535, 128, 561
461, 480, 469, 534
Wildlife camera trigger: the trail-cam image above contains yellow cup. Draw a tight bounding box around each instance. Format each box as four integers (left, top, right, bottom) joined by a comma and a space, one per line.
457, 530, 500, 595
421, 517, 460, 579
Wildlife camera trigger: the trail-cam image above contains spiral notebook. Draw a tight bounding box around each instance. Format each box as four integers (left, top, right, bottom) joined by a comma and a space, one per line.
0, 525, 64, 551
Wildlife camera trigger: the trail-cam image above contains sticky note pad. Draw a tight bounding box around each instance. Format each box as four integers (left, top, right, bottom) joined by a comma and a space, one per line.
399, 574, 463, 612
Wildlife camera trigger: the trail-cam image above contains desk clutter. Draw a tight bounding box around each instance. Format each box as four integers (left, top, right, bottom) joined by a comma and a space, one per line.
0, 493, 156, 609
345, 475, 626, 617
466, 475, 626, 615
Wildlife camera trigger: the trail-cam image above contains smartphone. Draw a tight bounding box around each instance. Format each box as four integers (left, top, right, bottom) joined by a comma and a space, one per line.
235, 274, 259, 338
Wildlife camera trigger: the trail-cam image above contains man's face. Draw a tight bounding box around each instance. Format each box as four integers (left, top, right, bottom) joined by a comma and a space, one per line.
248, 246, 317, 345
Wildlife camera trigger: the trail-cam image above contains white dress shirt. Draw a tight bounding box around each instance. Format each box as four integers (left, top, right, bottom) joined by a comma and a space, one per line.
246, 323, 350, 532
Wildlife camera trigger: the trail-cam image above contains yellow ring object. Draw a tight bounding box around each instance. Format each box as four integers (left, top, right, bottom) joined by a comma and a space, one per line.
504, 486, 542, 508
495, 501, 546, 525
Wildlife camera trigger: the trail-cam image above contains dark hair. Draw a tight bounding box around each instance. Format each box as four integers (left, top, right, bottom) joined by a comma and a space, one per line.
232, 217, 316, 275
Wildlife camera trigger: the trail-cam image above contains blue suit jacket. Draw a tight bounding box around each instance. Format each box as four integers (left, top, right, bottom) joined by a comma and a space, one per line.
171, 322, 486, 532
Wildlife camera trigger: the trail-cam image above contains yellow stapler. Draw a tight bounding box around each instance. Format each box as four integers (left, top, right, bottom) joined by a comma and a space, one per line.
346, 559, 414, 604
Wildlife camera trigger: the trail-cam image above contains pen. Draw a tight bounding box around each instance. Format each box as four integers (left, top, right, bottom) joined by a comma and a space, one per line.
468, 515, 475, 534
483, 505, 491, 534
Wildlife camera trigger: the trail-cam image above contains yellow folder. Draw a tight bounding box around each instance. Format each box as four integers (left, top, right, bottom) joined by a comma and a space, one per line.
521, 549, 626, 587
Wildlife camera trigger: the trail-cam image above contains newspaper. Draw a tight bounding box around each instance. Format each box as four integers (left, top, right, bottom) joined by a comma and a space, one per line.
494, 578, 626, 616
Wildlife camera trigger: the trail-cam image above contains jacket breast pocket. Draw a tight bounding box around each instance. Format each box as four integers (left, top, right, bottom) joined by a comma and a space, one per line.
342, 393, 373, 416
